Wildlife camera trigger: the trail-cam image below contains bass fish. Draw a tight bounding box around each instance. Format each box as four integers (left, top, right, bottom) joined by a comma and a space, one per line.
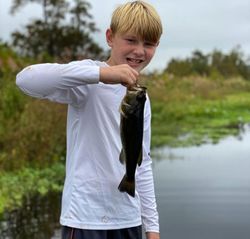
118, 85, 147, 197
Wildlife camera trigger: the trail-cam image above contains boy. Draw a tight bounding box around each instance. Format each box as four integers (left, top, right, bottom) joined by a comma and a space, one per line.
16, 1, 162, 239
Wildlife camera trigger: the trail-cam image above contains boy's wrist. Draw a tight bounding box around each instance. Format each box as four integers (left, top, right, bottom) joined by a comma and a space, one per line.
146, 232, 160, 239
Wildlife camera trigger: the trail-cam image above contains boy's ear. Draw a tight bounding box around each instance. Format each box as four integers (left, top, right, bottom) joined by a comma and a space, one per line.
106, 29, 113, 47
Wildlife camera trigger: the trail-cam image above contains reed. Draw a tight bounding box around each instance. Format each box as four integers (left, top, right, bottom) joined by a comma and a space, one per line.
143, 73, 250, 147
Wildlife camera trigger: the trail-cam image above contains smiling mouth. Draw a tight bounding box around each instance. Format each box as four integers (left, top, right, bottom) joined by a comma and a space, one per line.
126, 58, 144, 64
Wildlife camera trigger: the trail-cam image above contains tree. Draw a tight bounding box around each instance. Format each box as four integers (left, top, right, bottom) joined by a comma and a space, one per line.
165, 47, 250, 80
190, 50, 209, 76
10, 0, 105, 60
209, 47, 250, 79
166, 59, 193, 77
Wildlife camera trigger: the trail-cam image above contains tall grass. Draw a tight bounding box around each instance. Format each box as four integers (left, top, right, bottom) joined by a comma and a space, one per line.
143, 73, 250, 147
0, 45, 67, 171
0, 44, 67, 212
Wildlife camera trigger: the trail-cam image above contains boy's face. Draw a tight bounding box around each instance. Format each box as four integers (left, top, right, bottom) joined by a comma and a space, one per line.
106, 29, 159, 72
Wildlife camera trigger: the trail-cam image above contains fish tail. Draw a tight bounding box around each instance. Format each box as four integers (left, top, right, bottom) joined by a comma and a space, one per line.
118, 175, 135, 197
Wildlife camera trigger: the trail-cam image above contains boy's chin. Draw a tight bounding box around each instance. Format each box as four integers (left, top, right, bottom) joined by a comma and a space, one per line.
130, 64, 147, 73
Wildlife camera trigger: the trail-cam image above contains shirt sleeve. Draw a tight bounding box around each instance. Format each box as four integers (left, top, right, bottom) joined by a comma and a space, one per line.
16, 59, 100, 105
136, 95, 160, 233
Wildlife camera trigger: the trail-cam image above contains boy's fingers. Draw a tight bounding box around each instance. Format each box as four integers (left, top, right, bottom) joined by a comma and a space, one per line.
99, 64, 139, 85
124, 74, 137, 87
122, 65, 139, 86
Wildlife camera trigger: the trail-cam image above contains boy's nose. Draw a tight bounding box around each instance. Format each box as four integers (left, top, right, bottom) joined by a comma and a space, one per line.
133, 44, 145, 56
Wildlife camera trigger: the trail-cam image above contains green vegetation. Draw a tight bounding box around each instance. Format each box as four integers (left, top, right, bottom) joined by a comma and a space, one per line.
0, 162, 64, 214
165, 47, 250, 80
143, 73, 250, 147
0, 44, 67, 171
0, 43, 67, 212
1, 42, 250, 213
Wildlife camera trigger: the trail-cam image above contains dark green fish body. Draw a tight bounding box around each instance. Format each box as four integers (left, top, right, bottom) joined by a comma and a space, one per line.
118, 85, 147, 197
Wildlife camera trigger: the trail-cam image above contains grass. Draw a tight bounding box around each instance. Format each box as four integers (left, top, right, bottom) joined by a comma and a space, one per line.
144, 74, 250, 147
0, 162, 65, 214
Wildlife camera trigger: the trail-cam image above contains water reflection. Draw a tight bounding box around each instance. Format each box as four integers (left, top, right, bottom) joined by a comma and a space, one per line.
0, 192, 61, 239
154, 126, 250, 239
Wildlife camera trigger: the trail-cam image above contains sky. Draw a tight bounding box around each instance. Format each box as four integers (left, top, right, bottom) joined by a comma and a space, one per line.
0, 0, 250, 72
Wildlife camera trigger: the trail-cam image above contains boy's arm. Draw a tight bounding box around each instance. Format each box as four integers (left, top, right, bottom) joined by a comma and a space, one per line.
136, 97, 160, 238
16, 60, 138, 104
16, 60, 100, 104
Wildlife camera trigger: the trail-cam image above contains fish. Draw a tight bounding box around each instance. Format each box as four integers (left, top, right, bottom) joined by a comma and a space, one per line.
118, 85, 147, 197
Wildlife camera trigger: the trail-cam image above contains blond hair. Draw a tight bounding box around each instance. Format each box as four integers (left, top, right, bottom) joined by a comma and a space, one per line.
110, 1, 162, 43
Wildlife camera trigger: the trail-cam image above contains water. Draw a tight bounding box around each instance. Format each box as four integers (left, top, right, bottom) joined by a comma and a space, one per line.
1, 128, 250, 239
0, 193, 61, 239
154, 126, 250, 239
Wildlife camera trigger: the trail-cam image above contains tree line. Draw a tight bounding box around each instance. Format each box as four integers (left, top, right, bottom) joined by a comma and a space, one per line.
165, 47, 250, 80
9, 0, 106, 61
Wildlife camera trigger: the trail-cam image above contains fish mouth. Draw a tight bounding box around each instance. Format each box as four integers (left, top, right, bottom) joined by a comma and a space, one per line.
128, 85, 147, 92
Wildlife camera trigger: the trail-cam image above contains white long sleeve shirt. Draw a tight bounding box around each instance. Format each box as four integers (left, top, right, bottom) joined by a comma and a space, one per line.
16, 59, 159, 232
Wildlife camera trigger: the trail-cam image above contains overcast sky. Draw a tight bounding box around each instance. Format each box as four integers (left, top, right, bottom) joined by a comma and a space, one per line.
0, 0, 250, 72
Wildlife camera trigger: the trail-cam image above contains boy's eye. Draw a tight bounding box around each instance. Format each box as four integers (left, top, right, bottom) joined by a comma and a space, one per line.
145, 42, 157, 47
126, 38, 136, 43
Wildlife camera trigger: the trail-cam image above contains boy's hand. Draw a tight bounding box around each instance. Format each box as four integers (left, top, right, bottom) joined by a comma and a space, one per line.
100, 64, 139, 87
146, 232, 160, 239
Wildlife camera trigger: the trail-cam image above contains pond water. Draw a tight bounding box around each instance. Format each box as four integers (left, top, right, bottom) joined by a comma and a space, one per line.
154, 125, 250, 239
0, 192, 61, 239
1, 127, 250, 239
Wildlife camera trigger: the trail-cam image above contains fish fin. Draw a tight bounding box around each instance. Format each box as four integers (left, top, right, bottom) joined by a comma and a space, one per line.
119, 149, 126, 164
119, 103, 130, 118
137, 148, 143, 166
118, 175, 135, 197
119, 108, 126, 118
